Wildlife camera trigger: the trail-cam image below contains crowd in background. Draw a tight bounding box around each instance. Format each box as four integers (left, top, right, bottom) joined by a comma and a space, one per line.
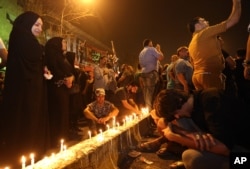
0, 0, 249, 168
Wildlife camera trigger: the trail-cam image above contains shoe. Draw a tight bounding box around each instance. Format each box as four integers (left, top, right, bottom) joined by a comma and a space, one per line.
169, 161, 185, 169
128, 150, 141, 158
137, 136, 167, 152
156, 142, 187, 157
156, 147, 171, 158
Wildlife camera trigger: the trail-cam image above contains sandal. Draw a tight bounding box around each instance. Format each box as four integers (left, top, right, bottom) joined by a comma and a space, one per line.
156, 147, 171, 157
137, 136, 166, 152
137, 141, 161, 152
169, 161, 185, 169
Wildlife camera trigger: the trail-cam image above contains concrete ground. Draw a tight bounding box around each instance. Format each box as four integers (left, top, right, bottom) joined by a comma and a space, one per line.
118, 139, 184, 169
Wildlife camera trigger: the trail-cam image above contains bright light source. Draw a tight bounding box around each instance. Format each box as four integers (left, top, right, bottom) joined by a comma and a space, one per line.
81, 0, 93, 4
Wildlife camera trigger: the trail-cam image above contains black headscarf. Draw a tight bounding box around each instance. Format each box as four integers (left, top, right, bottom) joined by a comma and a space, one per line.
6, 11, 43, 80
45, 37, 73, 80
12, 11, 40, 34
2, 11, 49, 164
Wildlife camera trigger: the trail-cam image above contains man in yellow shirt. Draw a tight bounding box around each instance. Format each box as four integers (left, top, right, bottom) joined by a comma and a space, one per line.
188, 0, 241, 90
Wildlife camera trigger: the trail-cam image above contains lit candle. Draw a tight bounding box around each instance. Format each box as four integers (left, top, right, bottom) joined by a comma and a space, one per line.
21, 155, 26, 169
88, 130, 92, 139
63, 145, 67, 151
117, 122, 120, 128
51, 153, 55, 159
106, 124, 110, 131
133, 113, 137, 120
125, 116, 129, 124
112, 117, 116, 128
60, 139, 64, 152
97, 129, 104, 142
123, 119, 126, 126
30, 153, 35, 168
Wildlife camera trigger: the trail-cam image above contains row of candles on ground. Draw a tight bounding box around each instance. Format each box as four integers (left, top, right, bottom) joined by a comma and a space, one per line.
88, 108, 149, 141
19, 140, 66, 169
9, 108, 149, 169
21, 153, 35, 169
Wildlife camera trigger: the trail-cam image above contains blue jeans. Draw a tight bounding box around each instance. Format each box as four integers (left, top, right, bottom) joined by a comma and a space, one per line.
140, 70, 159, 110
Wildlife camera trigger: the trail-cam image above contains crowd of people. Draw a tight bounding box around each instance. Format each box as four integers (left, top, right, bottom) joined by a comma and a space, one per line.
0, 0, 249, 168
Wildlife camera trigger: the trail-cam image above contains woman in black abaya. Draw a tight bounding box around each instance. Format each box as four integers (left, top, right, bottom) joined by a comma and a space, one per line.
1, 11, 50, 166
44, 37, 74, 147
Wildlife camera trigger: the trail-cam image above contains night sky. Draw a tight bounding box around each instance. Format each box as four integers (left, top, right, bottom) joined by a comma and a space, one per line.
80, 0, 250, 67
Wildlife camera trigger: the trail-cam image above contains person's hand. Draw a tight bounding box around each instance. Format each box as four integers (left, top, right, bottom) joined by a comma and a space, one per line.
244, 66, 250, 80
136, 110, 142, 115
157, 118, 167, 135
103, 68, 109, 75
43, 66, 53, 80
188, 132, 216, 151
64, 75, 74, 88
97, 117, 107, 124
155, 44, 162, 52
162, 125, 175, 140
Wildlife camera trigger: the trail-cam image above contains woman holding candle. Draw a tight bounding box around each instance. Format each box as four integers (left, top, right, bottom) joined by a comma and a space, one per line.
1, 11, 50, 166
44, 37, 74, 147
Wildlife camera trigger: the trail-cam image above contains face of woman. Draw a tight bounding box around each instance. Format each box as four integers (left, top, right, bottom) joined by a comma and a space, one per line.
31, 18, 43, 37
62, 39, 67, 51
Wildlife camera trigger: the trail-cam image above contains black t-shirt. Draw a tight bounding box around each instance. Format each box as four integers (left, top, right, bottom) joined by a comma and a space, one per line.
191, 88, 235, 149
111, 87, 135, 109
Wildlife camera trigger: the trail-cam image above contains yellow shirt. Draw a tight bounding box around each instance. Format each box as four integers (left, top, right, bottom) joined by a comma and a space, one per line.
189, 21, 227, 75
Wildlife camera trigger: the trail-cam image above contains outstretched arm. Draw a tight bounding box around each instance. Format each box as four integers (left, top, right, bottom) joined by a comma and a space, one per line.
226, 0, 241, 29
244, 30, 250, 79
162, 124, 230, 156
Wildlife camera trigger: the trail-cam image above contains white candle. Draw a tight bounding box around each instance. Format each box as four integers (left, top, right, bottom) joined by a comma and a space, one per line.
51, 153, 55, 159
133, 113, 136, 120
106, 124, 110, 131
60, 139, 64, 152
30, 153, 34, 168
125, 116, 130, 124
21, 155, 26, 169
88, 130, 92, 139
98, 129, 104, 142
112, 116, 116, 128
63, 145, 67, 151
117, 122, 120, 128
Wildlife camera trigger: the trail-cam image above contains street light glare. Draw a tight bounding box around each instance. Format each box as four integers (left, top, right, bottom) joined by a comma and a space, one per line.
82, 0, 93, 4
